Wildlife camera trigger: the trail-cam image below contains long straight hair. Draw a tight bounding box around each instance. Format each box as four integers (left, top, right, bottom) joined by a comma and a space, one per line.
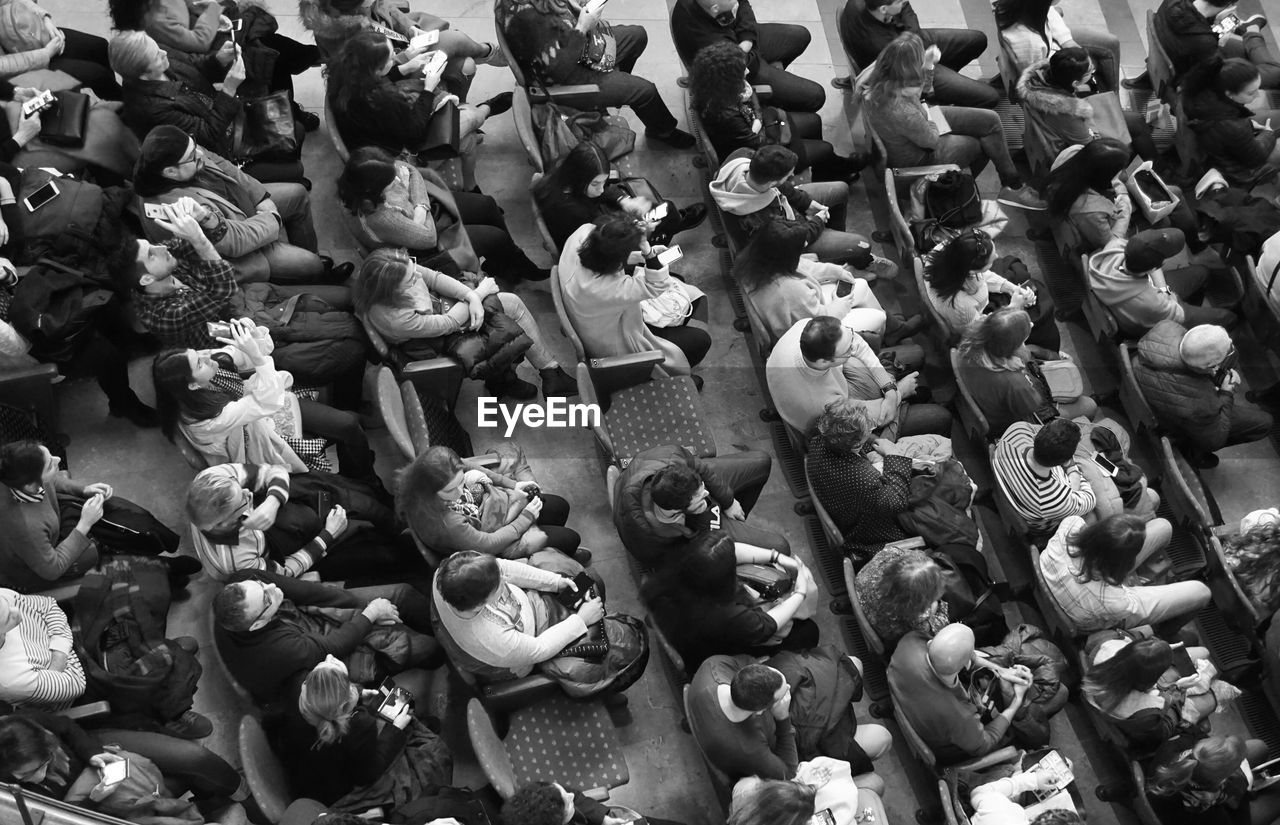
152, 349, 236, 443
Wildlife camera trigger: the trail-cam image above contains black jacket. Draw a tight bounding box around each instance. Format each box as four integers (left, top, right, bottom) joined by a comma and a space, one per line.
1154, 0, 1219, 80
330, 81, 441, 156
838, 0, 932, 68
671, 0, 761, 71
121, 50, 239, 155
1182, 86, 1279, 187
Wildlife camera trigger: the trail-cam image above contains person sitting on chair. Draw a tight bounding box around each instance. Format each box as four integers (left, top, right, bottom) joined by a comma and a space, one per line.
1154, 0, 1278, 87
0, 588, 85, 711
994, 0, 1121, 90
1182, 57, 1280, 188
503, 781, 688, 825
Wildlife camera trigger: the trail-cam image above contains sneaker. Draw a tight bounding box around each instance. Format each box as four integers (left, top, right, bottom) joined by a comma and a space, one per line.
997, 184, 1048, 211
1236, 14, 1268, 34
164, 710, 213, 740
865, 254, 899, 281
644, 127, 696, 149
540, 366, 579, 398
318, 257, 355, 284
1193, 451, 1220, 469
883, 313, 926, 346
480, 92, 514, 117
675, 203, 708, 233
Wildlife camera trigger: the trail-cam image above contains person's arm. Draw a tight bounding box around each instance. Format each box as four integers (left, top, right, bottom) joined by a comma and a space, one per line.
11, 492, 94, 583
1064, 464, 1097, 515
688, 452, 737, 509
1230, 121, 1279, 169
482, 604, 590, 668
898, 99, 942, 151
7, 594, 86, 707
363, 207, 438, 251
734, 0, 760, 46
344, 712, 409, 785
377, 266, 475, 338
200, 358, 289, 437
496, 557, 569, 592
970, 773, 1042, 825
147, 0, 222, 53
206, 203, 283, 259
772, 716, 800, 777
426, 507, 536, 557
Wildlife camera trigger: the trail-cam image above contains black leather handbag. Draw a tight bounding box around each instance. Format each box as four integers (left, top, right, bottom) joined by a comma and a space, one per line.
38, 91, 89, 147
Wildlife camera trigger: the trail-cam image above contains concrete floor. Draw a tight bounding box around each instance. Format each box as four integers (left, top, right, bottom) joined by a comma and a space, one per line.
34, 0, 1280, 822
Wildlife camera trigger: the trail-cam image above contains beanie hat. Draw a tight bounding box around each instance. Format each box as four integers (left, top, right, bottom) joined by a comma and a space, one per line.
1124, 228, 1185, 274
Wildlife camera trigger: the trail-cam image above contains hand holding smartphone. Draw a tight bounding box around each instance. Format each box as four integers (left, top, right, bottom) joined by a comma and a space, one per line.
555, 571, 597, 610
656, 245, 682, 267
835, 279, 854, 298
99, 758, 130, 787
21, 89, 54, 118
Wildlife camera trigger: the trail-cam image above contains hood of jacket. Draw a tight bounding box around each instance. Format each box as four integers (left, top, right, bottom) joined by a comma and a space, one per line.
709, 156, 776, 216
1161, 0, 1210, 36
1017, 59, 1092, 119
1136, 319, 1190, 372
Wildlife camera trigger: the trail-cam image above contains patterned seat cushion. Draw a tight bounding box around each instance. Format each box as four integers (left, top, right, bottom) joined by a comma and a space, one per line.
605, 376, 716, 467
506, 696, 629, 792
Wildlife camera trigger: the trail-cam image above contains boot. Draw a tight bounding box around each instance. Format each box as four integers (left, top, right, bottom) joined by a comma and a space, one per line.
485, 367, 537, 400
540, 366, 579, 398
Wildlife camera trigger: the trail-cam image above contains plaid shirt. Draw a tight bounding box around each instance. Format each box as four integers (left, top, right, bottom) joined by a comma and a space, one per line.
1038, 516, 1142, 631
135, 240, 237, 349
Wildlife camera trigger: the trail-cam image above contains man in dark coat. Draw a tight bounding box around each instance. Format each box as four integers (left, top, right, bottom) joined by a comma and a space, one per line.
1154, 0, 1280, 87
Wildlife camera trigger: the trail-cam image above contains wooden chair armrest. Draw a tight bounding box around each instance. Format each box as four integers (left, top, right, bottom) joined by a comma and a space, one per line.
1211, 523, 1239, 541
751, 84, 773, 99
883, 537, 927, 551
58, 700, 111, 721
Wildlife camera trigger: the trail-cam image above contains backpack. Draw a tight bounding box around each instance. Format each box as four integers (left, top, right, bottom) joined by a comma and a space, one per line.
924, 170, 982, 228
17, 167, 131, 272
8, 258, 113, 361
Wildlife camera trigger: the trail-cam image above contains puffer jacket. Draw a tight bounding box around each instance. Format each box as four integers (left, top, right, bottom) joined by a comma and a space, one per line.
229, 285, 366, 388
1134, 319, 1235, 451
1017, 58, 1095, 159
1154, 0, 1218, 79
120, 50, 239, 156
1183, 87, 1280, 187
976, 623, 1069, 749
768, 644, 863, 761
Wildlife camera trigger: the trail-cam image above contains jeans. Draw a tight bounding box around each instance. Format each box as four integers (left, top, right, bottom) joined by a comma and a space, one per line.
52, 29, 121, 100
796, 181, 874, 265
750, 23, 825, 113
533, 492, 582, 557
1130, 580, 1213, 632
927, 29, 999, 109
453, 191, 541, 280
91, 730, 244, 803
1223, 32, 1280, 90
298, 399, 378, 482
562, 25, 679, 134
264, 182, 319, 252
934, 106, 1021, 187
701, 450, 790, 554
232, 183, 324, 284
314, 528, 432, 585
496, 292, 554, 370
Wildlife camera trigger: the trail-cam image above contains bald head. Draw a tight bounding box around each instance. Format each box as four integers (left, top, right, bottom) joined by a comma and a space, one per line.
927, 624, 975, 678
1180, 325, 1232, 372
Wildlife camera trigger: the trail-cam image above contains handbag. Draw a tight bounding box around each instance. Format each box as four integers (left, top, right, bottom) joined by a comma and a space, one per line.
38, 91, 89, 148
1029, 359, 1084, 403
1085, 91, 1130, 146
641, 280, 694, 327
1125, 157, 1180, 223
234, 89, 298, 162
417, 99, 462, 161
737, 563, 794, 601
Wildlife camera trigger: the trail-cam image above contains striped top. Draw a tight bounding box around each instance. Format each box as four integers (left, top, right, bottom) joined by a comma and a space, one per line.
991, 422, 1095, 534
0, 588, 86, 709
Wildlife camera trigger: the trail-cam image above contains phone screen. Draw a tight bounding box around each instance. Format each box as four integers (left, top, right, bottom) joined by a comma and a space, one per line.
1092, 452, 1119, 477
657, 245, 682, 267
645, 203, 669, 222
24, 182, 59, 212
556, 571, 596, 609
376, 680, 410, 722
100, 759, 129, 786
835, 280, 854, 298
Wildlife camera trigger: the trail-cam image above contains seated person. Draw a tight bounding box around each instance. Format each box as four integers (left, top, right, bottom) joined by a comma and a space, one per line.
110, 31, 305, 184
1134, 321, 1273, 467
924, 230, 1057, 349
1083, 633, 1226, 757
765, 316, 950, 438
956, 310, 1098, 438
397, 445, 585, 565
1089, 228, 1237, 336
0, 588, 85, 710
691, 42, 862, 181
494, 0, 695, 148
1040, 514, 1209, 635
429, 551, 604, 682
642, 531, 818, 671
340, 147, 548, 281
994, 0, 1120, 90
1154, 0, 1278, 87
612, 443, 788, 570
212, 569, 438, 705
0, 711, 248, 823
133, 126, 348, 285
282, 655, 452, 811
531, 142, 706, 251
839, 0, 998, 108
736, 218, 900, 348
0, 5, 119, 99
970, 766, 1087, 825
1147, 734, 1280, 825
353, 247, 577, 399
557, 216, 711, 376
710, 144, 877, 265
888, 623, 1032, 765
671, 0, 824, 113
1017, 48, 1158, 161
854, 545, 948, 648
861, 33, 1044, 211
503, 781, 687, 825
1182, 57, 1280, 188
187, 463, 421, 583
730, 775, 888, 825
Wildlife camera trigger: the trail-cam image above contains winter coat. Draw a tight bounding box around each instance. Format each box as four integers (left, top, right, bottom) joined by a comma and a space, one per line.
1154, 0, 1219, 80
709, 148, 823, 242
768, 644, 864, 761
976, 624, 1069, 748
698, 94, 789, 162
1017, 59, 1096, 159
1183, 86, 1279, 187
120, 51, 239, 156
230, 284, 366, 388
1134, 320, 1236, 451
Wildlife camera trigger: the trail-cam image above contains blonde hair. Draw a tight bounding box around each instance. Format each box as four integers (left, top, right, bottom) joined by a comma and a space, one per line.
298, 665, 359, 747
865, 32, 928, 105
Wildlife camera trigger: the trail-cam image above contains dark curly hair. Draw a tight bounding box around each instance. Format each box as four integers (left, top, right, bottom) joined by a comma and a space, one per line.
108, 0, 150, 31
925, 231, 995, 304
576, 214, 644, 274
501, 782, 569, 825
734, 218, 809, 294
326, 29, 395, 113
812, 398, 872, 457
690, 41, 749, 116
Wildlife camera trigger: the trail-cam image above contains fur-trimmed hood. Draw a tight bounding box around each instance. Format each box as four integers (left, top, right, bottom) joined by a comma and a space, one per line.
1016, 58, 1092, 119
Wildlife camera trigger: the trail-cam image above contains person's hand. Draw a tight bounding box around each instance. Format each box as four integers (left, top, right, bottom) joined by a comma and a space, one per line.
514, 480, 540, 496
421, 54, 447, 92
770, 680, 793, 720
523, 494, 544, 519
1020, 286, 1038, 306
86, 752, 127, 802
870, 437, 902, 457
362, 597, 402, 625
78, 493, 105, 532
997, 664, 1032, 686
1012, 677, 1031, 705
154, 209, 207, 246
465, 294, 484, 331
237, 497, 278, 531
44, 29, 65, 58
1221, 369, 1241, 393
224, 50, 246, 94
216, 317, 266, 364
576, 596, 604, 625
805, 201, 827, 218
324, 504, 349, 538
49, 650, 68, 672
82, 482, 113, 500
896, 371, 920, 399
474, 275, 500, 298
619, 195, 651, 217
724, 500, 746, 521
15, 108, 42, 144
577, 1, 604, 33
1009, 289, 1030, 310
793, 562, 815, 596
923, 44, 941, 70
400, 50, 432, 75
775, 553, 800, 573
0, 215, 10, 247
215, 39, 238, 67
12, 86, 38, 103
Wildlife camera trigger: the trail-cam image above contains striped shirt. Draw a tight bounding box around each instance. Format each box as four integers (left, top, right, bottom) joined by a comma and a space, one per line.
991, 422, 1095, 534
190, 464, 333, 582
0, 588, 86, 709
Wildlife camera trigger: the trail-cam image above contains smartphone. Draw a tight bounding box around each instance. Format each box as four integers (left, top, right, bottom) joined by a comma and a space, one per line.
1092, 452, 1119, 477
100, 759, 130, 787
143, 202, 168, 220
1213, 12, 1241, 34
422, 50, 448, 74
232, 17, 243, 31
583, 0, 608, 13
644, 203, 669, 223
316, 490, 332, 520
21, 89, 53, 118
835, 279, 854, 298
409, 29, 440, 51
656, 245, 683, 267
374, 678, 412, 722
22, 181, 60, 213
555, 571, 596, 610
207, 320, 233, 339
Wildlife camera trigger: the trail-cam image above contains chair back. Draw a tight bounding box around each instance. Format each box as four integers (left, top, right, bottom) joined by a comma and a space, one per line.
892, 702, 939, 769
739, 285, 778, 357
864, 116, 914, 260
492, 17, 529, 89
1205, 530, 1263, 632
682, 685, 734, 808
375, 365, 415, 463
644, 613, 688, 683
1028, 544, 1082, 641
1081, 254, 1121, 343
322, 95, 349, 163
549, 265, 589, 364
1157, 436, 1214, 531
0, 364, 58, 442
528, 178, 559, 257
915, 256, 955, 346
804, 455, 844, 549
1146, 10, 1177, 103
685, 97, 721, 173
466, 698, 519, 799
1171, 94, 1203, 177
357, 311, 393, 362
1051, 219, 1083, 262
239, 716, 292, 824
512, 90, 545, 172
842, 557, 886, 658
605, 465, 621, 514
174, 429, 210, 470
996, 32, 1024, 103
949, 349, 990, 443
1118, 341, 1159, 432
989, 455, 1033, 544
1130, 759, 1164, 825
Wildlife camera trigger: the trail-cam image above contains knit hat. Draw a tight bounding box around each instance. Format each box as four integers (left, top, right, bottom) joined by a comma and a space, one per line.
108, 31, 161, 79
1124, 228, 1185, 274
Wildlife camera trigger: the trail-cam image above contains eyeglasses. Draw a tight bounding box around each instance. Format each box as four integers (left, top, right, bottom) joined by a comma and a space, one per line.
245, 584, 277, 628
835, 326, 860, 359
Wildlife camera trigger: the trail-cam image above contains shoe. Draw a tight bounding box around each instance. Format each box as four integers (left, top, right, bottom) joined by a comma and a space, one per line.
319, 257, 355, 284
293, 106, 320, 132
173, 636, 200, 654
540, 366, 579, 398
480, 92, 514, 117
525, 268, 551, 282
478, 42, 509, 67
675, 203, 708, 234
1121, 71, 1152, 90
997, 184, 1048, 211
1193, 452, 1220, 469
486, 371, 538, 400
883, 314, 925, 346
1236, 14, 1268, 35
828, 596, 852, 616
840, 151, 869, 179
573, 548, 593, 565
871, 230, 894, 244
603, 693, 629, 710
645, 127, 696, 149
1090, 390, 1121, 408
108, 400, 159, 428
865, 254, 899, 281
163, 554, 203, 579
164, 710, 213, 740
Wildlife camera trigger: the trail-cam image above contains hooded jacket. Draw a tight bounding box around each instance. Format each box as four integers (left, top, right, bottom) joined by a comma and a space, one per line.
1154, 0, 1218, 79
1017, 58, 1097, 159
1133, 320, 1234, 450
1183, 86, 1280, 187
1087, 239, 1184, 335
709, 149, 822, 242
